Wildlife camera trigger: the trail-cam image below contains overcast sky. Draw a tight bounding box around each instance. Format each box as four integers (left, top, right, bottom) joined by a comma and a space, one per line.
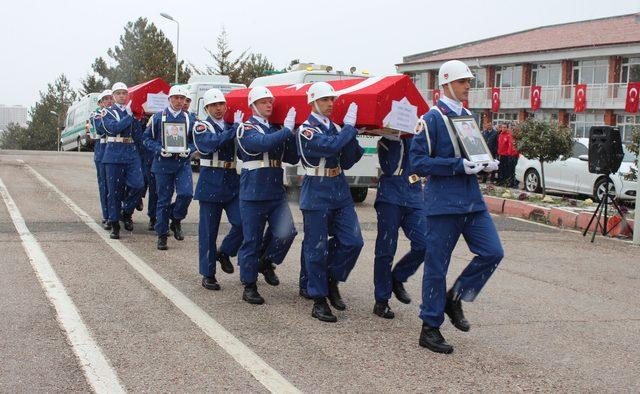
2, 0, 639, 108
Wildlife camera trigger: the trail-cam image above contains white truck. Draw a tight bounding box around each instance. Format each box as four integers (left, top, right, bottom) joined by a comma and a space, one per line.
249, 64, 379, 202
183, 74, 246, 119
60, 93, 100, 151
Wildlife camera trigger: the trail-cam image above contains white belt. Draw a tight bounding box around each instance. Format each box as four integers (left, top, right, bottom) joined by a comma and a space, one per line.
305, 167, 342, 177
242, 160, 282, 170
106, 136, 134, 143
200, 158, 236, 169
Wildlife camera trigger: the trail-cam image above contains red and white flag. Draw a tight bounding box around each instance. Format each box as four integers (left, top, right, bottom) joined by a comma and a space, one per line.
462, 100, 469, 109
491, 87, 500, 112
530, 85, 542, 111
432, 89, 441, 106
574, 84, 587, 113
625, 82, 640, 113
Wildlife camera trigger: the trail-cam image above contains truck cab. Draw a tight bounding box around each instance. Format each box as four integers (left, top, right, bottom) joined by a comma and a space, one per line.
61, 93, 100, 151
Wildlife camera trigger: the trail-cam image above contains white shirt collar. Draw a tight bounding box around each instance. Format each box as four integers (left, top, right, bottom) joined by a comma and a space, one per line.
167, 106, 182, 118
253, 115, 269, 128
311, 112, 331, 127
116, 103, 126, 111
439, 94, 463, 116
211, 117, 225, 129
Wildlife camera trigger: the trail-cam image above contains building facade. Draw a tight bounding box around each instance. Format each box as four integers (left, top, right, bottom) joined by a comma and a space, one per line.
396, 14, 640, 142
0, 105, 28, 131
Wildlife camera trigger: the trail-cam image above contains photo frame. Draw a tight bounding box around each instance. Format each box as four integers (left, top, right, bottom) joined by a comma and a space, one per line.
449, 116, 493, 164
162, 122, 188, 153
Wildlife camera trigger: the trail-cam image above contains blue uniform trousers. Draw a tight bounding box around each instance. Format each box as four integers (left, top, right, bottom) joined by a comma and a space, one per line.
374, 202, 427, 302
95, 161, 109, 221
198, 197, 243, 277
420, 209, 504, 327
153, 164, 193, 236
302, 206, 364, 299
143, 161, 157, 219
105, 159, 144, 222
238, 199, 297, 284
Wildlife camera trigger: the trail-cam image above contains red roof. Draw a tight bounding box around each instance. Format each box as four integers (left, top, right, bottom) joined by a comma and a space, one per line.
401, 14, 640, 65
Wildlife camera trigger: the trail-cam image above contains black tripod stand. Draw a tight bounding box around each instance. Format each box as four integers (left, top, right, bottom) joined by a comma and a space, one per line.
583, 177, 627, 242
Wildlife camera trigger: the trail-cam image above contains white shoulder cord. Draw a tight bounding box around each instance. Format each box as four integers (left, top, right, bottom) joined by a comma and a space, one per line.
429, 107, 461, 158
297, 122, 326, 170
393, 138, 405, 175
236, 122, 268, 165
203, 120, 218, 162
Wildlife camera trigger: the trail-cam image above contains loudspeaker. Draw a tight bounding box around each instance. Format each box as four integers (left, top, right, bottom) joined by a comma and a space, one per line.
588, 126, 624, 174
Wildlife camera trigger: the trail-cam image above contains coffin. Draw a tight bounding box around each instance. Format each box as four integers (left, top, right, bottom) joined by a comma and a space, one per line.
224, 75, 429, 136
128, 78, 171, 118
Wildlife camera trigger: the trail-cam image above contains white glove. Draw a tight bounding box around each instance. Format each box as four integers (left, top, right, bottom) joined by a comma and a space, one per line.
343, 103, 358, 127
463, 159, 484, 175
125, 100, 133, 116
160, 148, 172, 158
233, 110, 244, 124
179, 148, 191, 158
284, 107, 296, 131
484, 159, 500, 172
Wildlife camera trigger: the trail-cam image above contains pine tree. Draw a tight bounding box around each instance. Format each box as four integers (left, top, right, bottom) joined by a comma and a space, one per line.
79, 74, 108, 96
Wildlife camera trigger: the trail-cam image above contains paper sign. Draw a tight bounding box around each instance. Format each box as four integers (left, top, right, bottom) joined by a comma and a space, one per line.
145, 93, 169, 113
384, 97, 418, 134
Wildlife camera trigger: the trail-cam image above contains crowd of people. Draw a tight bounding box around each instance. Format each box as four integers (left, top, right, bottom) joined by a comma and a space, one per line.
481, 121, 520, 187
88, 59, 504, 354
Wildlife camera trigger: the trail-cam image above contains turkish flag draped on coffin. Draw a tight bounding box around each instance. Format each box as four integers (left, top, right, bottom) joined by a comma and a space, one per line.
224, 75, 429, 136
574, 84, 587, 113
530, 85, 542, 112
491, 87, 501, 112
127, 78, 171, 119
625, 82, 640, 113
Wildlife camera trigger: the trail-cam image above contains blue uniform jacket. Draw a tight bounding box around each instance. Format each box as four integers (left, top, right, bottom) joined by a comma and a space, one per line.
409, 100, 486, 216
90, 109, 105, 163
296, 115, 363, 210
236, 116, 298, 201
143, 109, 196, 174
376, 136, 424, 209
100, 105, 142, 164
193, 117, 239, 203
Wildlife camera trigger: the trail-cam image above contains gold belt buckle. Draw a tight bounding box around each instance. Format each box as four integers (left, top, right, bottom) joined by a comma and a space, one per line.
223, 162, 234, 169
327, 168, 341, 177
408, 174, 420, 184
270, 160, 282, 167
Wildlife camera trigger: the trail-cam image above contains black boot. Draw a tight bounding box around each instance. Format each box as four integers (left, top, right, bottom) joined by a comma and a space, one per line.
170, 219, 184, 241
242, 283, 264, 305
102, 219, 112, 231
147, 217, 156, 231
109, 221, 120, 239
201, 275, 220, 291
136, 199, 144, 211
373, 301, 395, 319
419, 324, 454, 354
122, 212, 133, 231
216, 252, 234, 274
392, 278, 411, 304
157, 235, 168, 250
299, 288, 312, 300
312, 298, 337, 323
327, 277, 346, 311
445, 290, 470, 332
259, 257, 279, 286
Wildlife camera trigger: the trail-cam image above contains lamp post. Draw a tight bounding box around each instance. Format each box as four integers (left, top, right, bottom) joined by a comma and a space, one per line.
160, 12, 179, 84
633, 14, 640, 245
49, 110, 60, 152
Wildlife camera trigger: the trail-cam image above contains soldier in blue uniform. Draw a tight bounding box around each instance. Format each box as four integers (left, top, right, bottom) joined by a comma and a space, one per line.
373, 134, 427, 319
90, 89, 113, 230
143, 85, 196, 250
100, 82, 145, 239
235, 86, 298, 305
409, 60, 502, 354
140, 114, 158, 232
193, 88, 244, 290
296, 82, 364, 323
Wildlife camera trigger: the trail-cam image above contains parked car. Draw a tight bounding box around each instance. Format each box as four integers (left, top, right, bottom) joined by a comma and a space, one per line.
515, 138, 637, 202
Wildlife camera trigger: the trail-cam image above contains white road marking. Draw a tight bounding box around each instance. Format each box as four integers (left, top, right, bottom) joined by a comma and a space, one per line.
23, 163, 301, 394
0, 177, 125, 394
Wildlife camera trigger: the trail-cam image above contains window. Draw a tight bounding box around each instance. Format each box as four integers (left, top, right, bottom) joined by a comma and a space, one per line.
494, 65, 523, 88
406, 72, 427, 91
532, 111, 558, 122
531, 63, 561, 86
571, 141, 588, 158
66, 110, 75, 128
616, 114, 640, 143
491, 111, 518, 126
572, 59, 608, 85
569, 111, 604, 138
621, 57, 640, 83
470, 68, 486, 89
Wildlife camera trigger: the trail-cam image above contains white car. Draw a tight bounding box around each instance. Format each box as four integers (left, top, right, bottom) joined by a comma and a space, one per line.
515, 138, 637, 202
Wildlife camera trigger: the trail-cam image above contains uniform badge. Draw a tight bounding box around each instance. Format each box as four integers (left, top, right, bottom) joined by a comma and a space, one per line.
301, 128, 315, 140
195, 124, 207, 133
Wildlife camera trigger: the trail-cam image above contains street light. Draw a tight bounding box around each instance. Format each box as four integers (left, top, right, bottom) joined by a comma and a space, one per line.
160, 12, 180, 85
49, 110, 61, 152
633, 14, 640, 245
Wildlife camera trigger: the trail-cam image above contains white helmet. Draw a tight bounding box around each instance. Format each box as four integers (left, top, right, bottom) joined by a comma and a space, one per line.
203, 88, 226, 107
248, 86, 274, 106
111, 82, 128, 93
438, 60, 475, 86
98, 89, 113, 102
306, 82, 338, 104
169, 85, 189, 98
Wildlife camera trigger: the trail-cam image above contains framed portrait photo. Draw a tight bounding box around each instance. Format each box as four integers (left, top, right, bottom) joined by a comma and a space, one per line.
162, 122, 188, 153
449, 116, 494, 164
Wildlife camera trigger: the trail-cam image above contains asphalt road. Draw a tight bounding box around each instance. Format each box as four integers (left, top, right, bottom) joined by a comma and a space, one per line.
1, 150, 639, 393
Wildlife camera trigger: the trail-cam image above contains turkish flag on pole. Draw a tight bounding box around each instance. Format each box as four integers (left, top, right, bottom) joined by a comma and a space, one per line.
432, 89, 441, 106
574, 84, 587, 113
625, 82, 640, 113
530, 85, 542, 111
491, 87, 501, 112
